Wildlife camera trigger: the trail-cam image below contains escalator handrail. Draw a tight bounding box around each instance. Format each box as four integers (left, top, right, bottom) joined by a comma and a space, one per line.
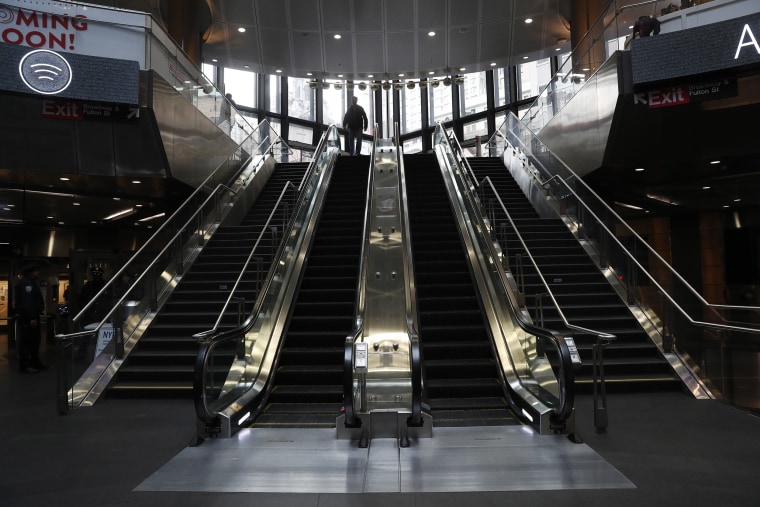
193, 125, 340, 428
437, 124, 576, 424
501, 121, 760, 332
394, 122, 425, 427
341, 124, 379, 428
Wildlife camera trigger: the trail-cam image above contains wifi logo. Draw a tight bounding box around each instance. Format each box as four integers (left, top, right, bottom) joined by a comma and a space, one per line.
19, 49, 72, 95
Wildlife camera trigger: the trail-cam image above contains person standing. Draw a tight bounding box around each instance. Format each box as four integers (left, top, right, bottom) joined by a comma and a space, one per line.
343, 96, 368, 155
13, 263, 47, 373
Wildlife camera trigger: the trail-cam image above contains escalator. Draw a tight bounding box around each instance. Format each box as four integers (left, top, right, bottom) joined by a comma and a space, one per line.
468, 156, 682, 392
106, 162, 310, 398
250, 155, 370, 428
405, 153, 519, 427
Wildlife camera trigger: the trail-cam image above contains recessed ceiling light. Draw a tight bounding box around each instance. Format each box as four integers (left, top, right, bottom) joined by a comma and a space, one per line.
459, 67, 466, 71
139, 212, 166, 223
428, 31, 436, 37
113, 197, 121, 201
334, 34, 342, 39
211, 58, 218, 63
635, 167, 645, 172
522, 56, 529, 60
703, 186, 711, 190
399, 73, 405, 77
525, 18, 533, 24
72, 202, 80, 206
734, 198, 742, 202
307, 72, 313, 76
367, 74, 374, 78
244, 65, 250, 69
338, 74, 344, 78
276, 69, 282, 73
237, 27, 246, 33
710, 160, 720, 164
47, 216, 54, 219
428, 71, 434, 75
555, 47, 561, 51
490, 62, 496, 66
59, 177, 70, 181
132, 180, 141, 184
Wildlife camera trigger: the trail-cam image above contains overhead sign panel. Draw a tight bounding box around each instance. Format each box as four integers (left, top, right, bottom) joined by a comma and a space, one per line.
631, 12, 760, 86
0, 42, 139, 104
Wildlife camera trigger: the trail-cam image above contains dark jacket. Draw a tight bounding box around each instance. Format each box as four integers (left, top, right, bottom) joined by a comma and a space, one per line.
14, 275, 44, 323
343, 104, 368, 132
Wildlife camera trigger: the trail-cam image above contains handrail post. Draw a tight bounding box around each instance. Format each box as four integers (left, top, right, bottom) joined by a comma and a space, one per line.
56, 335, 72, 415
593, 336, 610, 432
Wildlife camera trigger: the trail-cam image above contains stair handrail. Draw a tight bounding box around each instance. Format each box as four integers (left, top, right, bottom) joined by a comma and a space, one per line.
499, 113, 760, 330
192, 181, 299, 341
193, 126, 341, 435
194, 124, 338, 341
56, 120, 280, 412
435, 123, 576, 428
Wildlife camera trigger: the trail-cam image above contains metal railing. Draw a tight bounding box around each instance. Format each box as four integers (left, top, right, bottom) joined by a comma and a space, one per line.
56, 120, 286, 413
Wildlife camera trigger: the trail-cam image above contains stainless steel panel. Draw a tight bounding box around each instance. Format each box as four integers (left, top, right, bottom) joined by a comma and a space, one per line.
136, 425, 635, 494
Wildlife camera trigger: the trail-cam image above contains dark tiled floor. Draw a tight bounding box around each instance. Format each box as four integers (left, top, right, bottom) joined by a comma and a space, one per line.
2, 332, 760, 506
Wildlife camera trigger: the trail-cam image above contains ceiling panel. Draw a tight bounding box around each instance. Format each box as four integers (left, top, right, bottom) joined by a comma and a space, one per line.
260, 29, 293, 71
418, 30, 447, 71
289, 0, 322, 31
386, 31, 416, 74
481, 0, 514, 22
511, 13, 546, 56
321, 0, 352, 32
385, 0, 415, 31
480, 21, 512, 64
448, 26, 478, 68
354, 32, 386, 76
292, 32, 324, 72
255, 1, 288, 29
219, 0, 256, 26
353, 0, 383, 31
323, 32, 355, 74
449, 0, 479, 27
417, 0, 446, 29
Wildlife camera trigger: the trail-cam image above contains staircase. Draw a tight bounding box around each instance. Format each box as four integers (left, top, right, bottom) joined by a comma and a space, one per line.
405, 153, 519, 427
251, 155, 370, 428
467, 156, 682, 392
107, 162, 309, 398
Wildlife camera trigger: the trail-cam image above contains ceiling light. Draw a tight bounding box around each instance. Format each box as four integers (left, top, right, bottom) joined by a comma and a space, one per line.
428, 31, 436, 37
244, 65, 250, 69
338, 74, 344, 78
614, 202, 644, 211
555, 47, 561, 51
428, 71, 434, 75
459, 67, 466, 71
104, 208, 134, 221
525, 18, 533, 24
523, 56, 529, 60
367, 74, 374, 78
490, 62, 496, 67
276, 69, 282, 73
237, 27, 246, 33
306, 72, 313, 76
399, 73, 405, 77
703, 186, 711, 190
333, 34, 342, 39
132, 180, 141, 184
710, 160, 720, 164
211, 58, 218, 63
635, 167, 645, 172
59, 176, 70, 181
72, 202, 80, 206
139, 212, 166, 223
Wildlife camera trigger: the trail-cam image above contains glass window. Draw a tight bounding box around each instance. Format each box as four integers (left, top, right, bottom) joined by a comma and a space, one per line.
428, 76, 452, 126
288, 77, 315, 121
403, 137, 422, 154
348, 85, 374, 135
289, 124, 314, 145
462, 118, 487, 141
495, 67, 509, 107
459, 71, 487, 117
517, 57, 552, 100
202, 63, 216, 87
322, 81, 346, 126
268, 75, 281, 114
400, 82, 422, 135
223, 67, 256, 108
